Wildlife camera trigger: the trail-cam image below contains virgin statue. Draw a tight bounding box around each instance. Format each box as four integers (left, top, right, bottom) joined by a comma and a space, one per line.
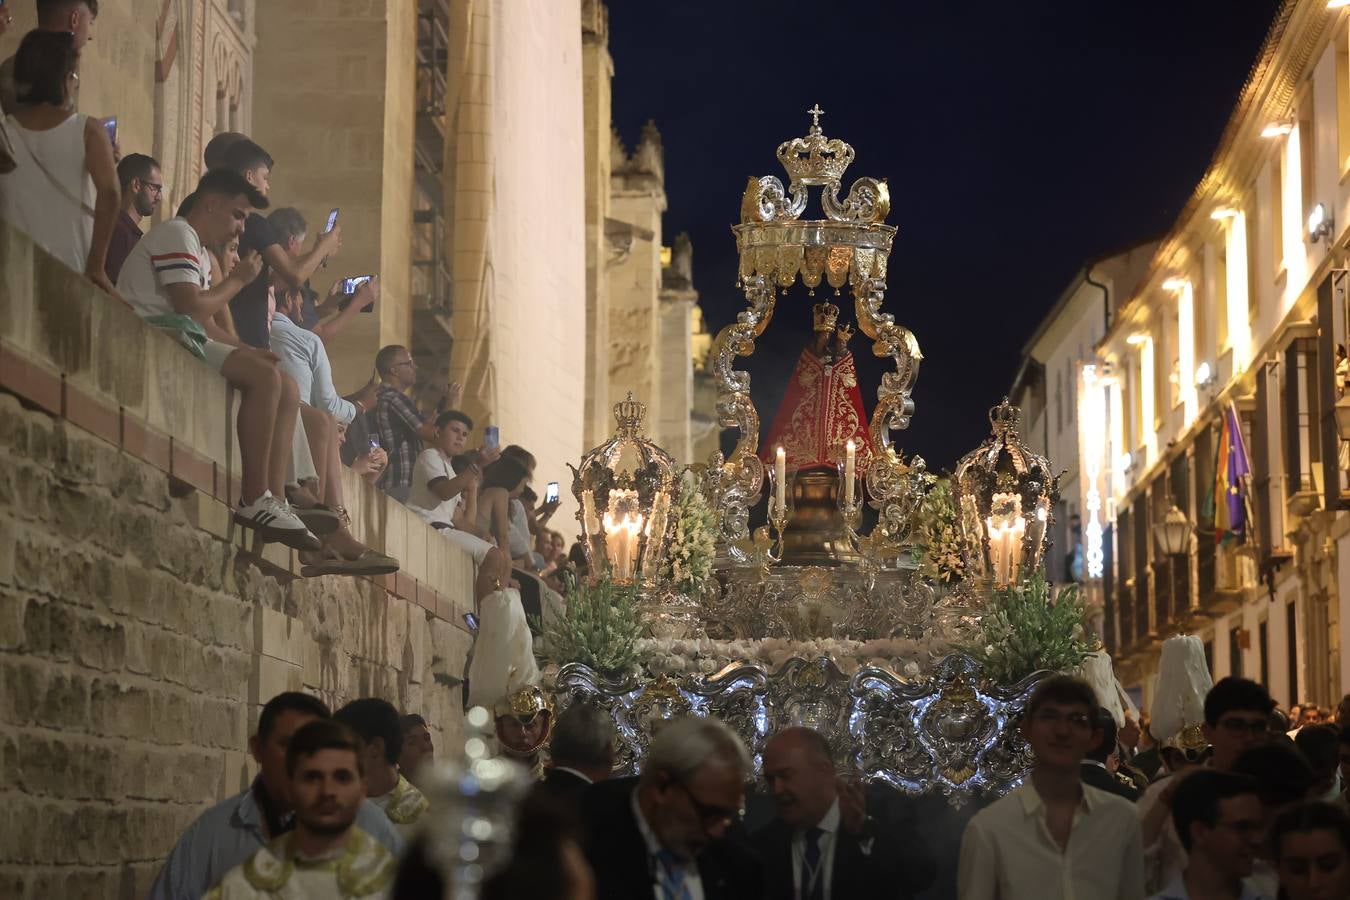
760, 300, 872, 471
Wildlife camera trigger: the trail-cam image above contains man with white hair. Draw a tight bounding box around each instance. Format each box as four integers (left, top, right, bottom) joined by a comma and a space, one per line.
540, 702, 617, 805
579, 716, 763, 899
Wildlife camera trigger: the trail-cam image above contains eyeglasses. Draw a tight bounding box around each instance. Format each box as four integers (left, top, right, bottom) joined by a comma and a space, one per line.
390, 359, 416, 370
1031, 709, 1094, 729
671, 780, 742, 830
142, 182, 163, 195
1217, 717, 1269, 736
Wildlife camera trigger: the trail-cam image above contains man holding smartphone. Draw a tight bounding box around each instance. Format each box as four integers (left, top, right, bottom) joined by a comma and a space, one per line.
216, 140, 341, 349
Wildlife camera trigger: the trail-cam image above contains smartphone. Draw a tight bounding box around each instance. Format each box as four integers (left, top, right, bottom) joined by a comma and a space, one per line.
463, 612, 480, 633
368, 435, 380, 451
324, 208, 339, 233
545, 481, 560, 504
338, 275, 375, 312
484, 426, 500, 450
103, 117, 118, 147
341, 275, 372, 294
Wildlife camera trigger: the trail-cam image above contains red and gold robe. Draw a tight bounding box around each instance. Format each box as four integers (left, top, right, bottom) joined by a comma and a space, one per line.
761, 348, 872, 470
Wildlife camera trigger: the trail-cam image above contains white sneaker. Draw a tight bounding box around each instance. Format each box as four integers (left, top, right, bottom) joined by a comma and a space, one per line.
234, 491, 322, 550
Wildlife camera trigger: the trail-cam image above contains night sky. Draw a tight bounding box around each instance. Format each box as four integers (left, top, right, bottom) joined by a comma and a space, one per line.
608, 0, 1282, 473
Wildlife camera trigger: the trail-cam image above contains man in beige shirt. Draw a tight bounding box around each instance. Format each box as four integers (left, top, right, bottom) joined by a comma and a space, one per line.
958, 675, 1146, 900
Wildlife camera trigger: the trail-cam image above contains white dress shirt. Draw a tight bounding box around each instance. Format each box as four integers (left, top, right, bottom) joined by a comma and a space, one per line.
631, 788, 704, 900
958, 780, 1145, 900
792, 798, 840, 900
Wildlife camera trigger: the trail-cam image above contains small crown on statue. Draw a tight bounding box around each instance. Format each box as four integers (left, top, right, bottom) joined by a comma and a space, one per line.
989, 397, 1020, 435
776, 103, 856, 188
813, 301, 840, 332
614, 391, 647, 436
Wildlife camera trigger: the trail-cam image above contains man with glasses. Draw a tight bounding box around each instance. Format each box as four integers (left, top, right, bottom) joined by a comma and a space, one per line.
1149, 770, 1268, 900
958, 675, 1145, 899
580, 715, 763, 899
105, 153, 161, 282
1138, 677, 1276, 893
370, 344, 445, 502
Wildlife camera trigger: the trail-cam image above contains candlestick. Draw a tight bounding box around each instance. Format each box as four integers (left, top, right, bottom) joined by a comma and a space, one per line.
843, 440, 856, 507
774, 446, 786, 513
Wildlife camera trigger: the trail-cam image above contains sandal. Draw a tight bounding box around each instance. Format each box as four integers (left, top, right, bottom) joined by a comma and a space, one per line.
301, 547, 400, 578
292, 502, 342, 536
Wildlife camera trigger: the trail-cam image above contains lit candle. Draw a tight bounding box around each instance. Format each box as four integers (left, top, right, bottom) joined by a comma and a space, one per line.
602, 510, 621, 576
582, 490, 599, 534
1007, 516, 1026, 584
625, 515, 644, 580
774, 446, 786, 514
843, 439, 856, 507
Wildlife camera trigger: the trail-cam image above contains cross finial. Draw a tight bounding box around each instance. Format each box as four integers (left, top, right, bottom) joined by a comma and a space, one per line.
807, 103, 825, 132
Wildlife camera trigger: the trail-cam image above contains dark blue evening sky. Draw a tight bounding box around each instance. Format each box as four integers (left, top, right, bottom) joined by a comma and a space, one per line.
608, 0, 1282, 471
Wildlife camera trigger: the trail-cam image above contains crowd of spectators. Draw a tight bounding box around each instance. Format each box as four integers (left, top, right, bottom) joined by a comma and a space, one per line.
0, 0, 569, 595
26, 6, 1350, 900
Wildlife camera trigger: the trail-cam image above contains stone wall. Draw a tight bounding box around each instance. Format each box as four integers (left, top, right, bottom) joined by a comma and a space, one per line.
0, 221, 477, 899
251, 0, 417, 395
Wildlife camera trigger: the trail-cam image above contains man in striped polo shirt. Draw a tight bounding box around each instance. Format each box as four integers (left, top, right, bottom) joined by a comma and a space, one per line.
116, 168, 317, 548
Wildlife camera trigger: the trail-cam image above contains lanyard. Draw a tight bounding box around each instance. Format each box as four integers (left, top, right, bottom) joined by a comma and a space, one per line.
794, 832, 829, 900
800, 853, 825, 900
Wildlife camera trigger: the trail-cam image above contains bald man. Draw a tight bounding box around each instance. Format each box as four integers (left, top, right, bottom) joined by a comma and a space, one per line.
753, 727, 934, 900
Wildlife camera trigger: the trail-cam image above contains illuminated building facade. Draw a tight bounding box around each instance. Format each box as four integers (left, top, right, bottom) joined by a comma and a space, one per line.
1058, 0, 1350, 709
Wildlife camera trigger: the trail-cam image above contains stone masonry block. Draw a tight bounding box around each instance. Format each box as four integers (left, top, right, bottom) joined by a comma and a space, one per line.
252, 654, 303, 707
256, 605, 307, 665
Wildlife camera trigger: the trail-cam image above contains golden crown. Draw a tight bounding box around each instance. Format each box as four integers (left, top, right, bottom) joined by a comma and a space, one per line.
776, 104, 856, 188
813, 301, 840, 332
613, 391, 647, 437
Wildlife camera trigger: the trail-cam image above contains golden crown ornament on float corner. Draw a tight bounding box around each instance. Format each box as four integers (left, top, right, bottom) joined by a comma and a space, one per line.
712, 104, 925, 557
569, 393, 678, 590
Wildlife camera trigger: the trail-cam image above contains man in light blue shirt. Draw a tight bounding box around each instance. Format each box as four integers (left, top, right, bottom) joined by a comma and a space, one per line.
147, 692, 405, 900
269, 288, 358, 427
267, 284, 398, 578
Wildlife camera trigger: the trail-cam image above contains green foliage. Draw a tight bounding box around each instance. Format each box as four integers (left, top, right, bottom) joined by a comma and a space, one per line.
961, 571, 1093, 684
535, 575, 644, 675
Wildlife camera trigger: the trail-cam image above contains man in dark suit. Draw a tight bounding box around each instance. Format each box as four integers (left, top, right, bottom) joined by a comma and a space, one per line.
536, 701, 616, 808
579, 716, 763, 900
1080, 707, 1141, 801
752, 727, 935, 900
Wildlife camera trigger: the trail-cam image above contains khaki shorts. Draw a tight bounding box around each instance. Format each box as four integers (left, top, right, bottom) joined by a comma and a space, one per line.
201, 338, 238, 373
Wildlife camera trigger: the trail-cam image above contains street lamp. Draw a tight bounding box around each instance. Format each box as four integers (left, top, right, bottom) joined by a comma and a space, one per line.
1153, 503, 1193, 557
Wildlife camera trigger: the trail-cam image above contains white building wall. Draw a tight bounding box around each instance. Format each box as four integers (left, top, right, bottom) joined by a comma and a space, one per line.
491, 0, 586, 523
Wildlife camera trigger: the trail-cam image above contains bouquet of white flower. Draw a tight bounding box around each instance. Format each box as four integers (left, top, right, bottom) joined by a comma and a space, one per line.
660, 470, 717, 597
916, 477, 972, 585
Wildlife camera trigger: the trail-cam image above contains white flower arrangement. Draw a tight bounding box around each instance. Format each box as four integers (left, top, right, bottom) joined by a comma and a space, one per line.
660, 470, 717, 597
915, 477, 973, 585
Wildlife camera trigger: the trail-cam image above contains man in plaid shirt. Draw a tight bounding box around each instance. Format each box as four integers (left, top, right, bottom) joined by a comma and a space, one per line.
369, 345, 459, 502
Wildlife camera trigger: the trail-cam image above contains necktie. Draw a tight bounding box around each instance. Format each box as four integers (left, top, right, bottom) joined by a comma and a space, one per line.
802, 827, 824, 900
656, 848, 690, 900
